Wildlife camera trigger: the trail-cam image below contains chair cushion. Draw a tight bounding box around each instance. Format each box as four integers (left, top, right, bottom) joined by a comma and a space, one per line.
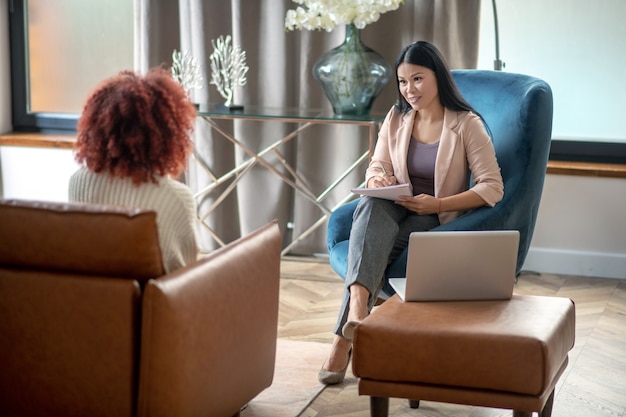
0, 199, 165, 281
352, 295, 575, 396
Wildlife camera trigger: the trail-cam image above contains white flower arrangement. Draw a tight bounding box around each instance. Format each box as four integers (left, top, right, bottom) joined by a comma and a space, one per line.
285, 0, 404, 32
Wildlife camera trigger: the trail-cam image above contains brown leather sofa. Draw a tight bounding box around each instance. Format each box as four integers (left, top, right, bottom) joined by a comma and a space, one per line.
0, 199, 282, 417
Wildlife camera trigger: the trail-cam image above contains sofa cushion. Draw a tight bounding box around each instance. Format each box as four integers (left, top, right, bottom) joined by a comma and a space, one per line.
0, 269, 141, 417
0, 199, 164, 281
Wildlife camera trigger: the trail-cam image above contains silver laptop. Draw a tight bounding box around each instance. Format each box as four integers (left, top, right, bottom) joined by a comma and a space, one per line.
389, 230, 520, 302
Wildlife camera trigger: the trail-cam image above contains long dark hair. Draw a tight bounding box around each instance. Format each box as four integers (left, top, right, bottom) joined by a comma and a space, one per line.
393, 41, 476, 115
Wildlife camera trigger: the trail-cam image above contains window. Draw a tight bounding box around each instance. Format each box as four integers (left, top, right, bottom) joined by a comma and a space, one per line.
9, 0, 133, 132
478, 0, 626, 164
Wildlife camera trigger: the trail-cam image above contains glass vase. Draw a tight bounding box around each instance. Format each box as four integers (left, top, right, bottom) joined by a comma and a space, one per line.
312, 23, 391, 117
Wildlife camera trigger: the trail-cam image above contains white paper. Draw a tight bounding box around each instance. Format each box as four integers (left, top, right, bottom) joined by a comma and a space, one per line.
350, 183, 411, 201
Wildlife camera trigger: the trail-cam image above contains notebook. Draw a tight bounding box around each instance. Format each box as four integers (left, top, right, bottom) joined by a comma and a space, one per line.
389, 230, 520, 302
351, 183, 411, 201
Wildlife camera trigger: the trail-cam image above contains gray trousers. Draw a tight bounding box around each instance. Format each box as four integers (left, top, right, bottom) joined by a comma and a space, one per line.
333, 196, 440, 336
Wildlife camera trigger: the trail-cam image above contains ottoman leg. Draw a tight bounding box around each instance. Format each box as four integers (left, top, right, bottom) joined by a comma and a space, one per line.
512, 412, 531, 417
408, 399, 420, 408
541, 390, 555, 417
370, 396, 389, 417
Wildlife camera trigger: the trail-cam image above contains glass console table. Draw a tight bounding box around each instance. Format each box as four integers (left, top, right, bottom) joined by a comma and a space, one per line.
193, 104, 386, 255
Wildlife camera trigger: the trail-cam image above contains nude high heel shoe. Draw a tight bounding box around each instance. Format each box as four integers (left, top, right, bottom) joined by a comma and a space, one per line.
318, 349, 352, 385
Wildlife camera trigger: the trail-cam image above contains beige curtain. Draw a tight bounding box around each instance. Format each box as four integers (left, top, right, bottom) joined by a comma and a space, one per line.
134, 0, 481, 254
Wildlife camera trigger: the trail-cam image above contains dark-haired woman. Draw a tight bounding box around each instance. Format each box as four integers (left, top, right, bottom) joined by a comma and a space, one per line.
69, 67, 199, 273
319, 41, 504, 384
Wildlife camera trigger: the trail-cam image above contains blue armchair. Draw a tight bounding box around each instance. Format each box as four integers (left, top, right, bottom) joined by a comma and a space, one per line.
327, 70, 553, 296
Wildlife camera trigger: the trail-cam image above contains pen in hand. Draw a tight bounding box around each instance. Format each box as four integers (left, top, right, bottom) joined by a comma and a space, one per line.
376, 163, 397, 187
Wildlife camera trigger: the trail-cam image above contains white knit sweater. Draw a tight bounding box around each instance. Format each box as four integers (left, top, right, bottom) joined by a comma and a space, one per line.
69, 168, 199, 273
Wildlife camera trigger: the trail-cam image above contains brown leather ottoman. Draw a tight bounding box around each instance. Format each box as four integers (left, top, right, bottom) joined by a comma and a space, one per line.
352, 294, 575, 417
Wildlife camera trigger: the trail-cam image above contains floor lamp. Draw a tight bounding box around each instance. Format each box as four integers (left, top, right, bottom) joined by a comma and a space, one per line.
492, 0, 505, 70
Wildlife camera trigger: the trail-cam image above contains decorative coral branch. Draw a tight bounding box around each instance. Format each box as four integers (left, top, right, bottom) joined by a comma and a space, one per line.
171, 49, 203, 98
209, 35, 249, 107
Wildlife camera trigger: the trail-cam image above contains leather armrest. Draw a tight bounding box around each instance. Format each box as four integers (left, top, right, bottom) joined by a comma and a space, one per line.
137, 221, 282, 417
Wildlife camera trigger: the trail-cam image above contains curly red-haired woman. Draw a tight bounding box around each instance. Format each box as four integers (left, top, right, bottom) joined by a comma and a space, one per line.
69, 67, 199, 272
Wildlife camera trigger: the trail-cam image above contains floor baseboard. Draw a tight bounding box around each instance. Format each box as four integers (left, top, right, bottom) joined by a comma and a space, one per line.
523, 247, 626, 279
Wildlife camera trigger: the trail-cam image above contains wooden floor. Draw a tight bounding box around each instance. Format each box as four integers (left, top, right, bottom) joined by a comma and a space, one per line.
277, 256, 626, 417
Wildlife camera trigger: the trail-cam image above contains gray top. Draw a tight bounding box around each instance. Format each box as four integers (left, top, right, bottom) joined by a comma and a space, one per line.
407, 138, 439, 196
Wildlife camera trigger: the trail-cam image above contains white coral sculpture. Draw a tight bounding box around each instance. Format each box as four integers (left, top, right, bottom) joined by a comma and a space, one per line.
209, 35, 249, 107
171, 49, 203, 98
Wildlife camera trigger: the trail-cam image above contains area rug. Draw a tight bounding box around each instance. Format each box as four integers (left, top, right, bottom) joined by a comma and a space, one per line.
241, 338, 330, 417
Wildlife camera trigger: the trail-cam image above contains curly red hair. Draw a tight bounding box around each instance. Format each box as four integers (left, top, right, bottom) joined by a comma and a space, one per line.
74, 67, 197, 184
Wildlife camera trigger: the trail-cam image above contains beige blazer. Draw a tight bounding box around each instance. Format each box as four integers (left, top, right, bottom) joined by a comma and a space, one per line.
366, 106, 504, 224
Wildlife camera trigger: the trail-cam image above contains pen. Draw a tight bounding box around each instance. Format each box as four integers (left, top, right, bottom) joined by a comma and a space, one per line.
381, 164, 387, 174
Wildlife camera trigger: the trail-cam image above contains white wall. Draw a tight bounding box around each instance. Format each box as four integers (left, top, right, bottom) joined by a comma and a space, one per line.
478, 0, 626, 279
0, 0, 10, 197
527, 175, 626, 279
1, 0, 624, 278
1, 147, 77, 202
0, 1, 10, 133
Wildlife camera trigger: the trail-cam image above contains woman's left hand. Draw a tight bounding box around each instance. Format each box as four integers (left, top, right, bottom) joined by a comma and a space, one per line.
395, 194, 440, 215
